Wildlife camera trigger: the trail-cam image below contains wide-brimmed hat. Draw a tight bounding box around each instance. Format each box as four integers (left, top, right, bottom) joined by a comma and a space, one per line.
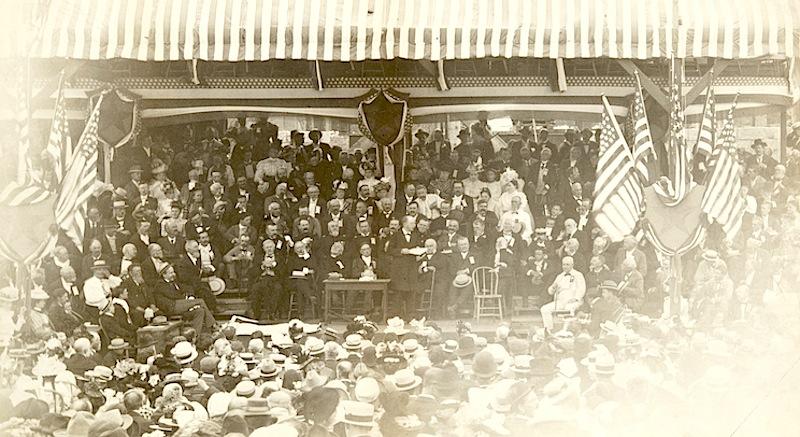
244, 398, 271, 417
234, 380, 257, 397
258, 359, 280, 379
343, 334, 364, 351
442, 339, 459, 355
107, 338, 129, 350
207, 276, 226, 295
391, 369, 422, 392
85, 366, 113, 382
590, 354, 616, 375
385, 317, 409, 336
340, 400, 377, 427
151, 315, 168, 326
112, 200, 127, 209
170, 341, 198, 365
452, 273, 472, 288
414, 129, 429, 140
402, 338, 420, 355
456, 336, 478, 358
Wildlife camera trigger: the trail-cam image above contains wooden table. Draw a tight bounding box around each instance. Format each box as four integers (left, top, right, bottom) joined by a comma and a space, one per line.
323, 279, 391, 322
137, 320, 182, 354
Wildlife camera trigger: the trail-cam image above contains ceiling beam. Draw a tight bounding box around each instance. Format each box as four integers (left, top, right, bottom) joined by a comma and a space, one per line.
684, 59, 733, 105
617, 59, 670, 112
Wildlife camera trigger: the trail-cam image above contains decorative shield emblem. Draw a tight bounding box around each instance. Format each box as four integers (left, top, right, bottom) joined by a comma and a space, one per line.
357, 89, 410, 147
643, 184, 706, 253
0, 196, 56, 262
89, 86, 140, 149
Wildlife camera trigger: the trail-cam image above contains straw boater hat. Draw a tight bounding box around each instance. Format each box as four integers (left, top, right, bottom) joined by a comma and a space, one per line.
257, 359, 280, 379
107, 338, 129, 351
30, 286, 49, 301
343, 334, 364, 352
85, 366, 113, 382
207, 276, 226, 295
390, 368, 422, 392
128, 165, 143, 174
452, 272, 472, 288
171, 341, 198, 365
340, 401, 378, 427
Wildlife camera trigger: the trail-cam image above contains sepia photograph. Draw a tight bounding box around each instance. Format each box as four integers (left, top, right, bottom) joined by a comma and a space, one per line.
0, 0, 798, 436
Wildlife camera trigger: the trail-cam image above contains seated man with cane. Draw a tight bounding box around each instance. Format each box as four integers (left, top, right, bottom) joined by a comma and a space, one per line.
153, 264, 216, 333
541, 256, 586, 334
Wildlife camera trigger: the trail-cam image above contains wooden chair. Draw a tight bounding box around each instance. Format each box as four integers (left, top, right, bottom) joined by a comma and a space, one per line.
416, 270, 436, 319
472, 267, 503, 321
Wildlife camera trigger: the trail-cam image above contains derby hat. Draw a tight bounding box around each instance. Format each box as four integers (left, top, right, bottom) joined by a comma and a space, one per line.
471, 350, 498, 379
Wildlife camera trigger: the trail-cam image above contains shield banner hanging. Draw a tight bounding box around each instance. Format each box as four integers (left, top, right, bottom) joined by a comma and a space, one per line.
88, 85, 141, 149
357, 88, 411, 147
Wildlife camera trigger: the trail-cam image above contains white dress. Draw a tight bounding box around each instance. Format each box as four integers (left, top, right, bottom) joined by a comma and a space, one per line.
498, 188, 532, 217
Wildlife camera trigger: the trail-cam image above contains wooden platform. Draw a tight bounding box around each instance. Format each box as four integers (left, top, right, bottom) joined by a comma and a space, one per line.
214, 287, 543, 337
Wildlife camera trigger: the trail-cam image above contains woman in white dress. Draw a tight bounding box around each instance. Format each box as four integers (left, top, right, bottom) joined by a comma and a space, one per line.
462, 165, 486, 199
497, 169, 532, 218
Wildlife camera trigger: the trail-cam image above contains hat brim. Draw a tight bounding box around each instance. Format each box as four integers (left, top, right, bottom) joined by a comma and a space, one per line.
176, 350, 199, 365
108, 343, 130, 350
395, 377, 422, 391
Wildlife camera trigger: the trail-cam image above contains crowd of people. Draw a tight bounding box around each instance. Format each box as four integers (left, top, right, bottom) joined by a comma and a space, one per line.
0, 116, 799, 436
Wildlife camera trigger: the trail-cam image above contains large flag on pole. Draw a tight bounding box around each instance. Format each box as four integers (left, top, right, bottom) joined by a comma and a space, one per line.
45, 72, 72, 185
55, 96, 104, 249
694, 84, 715, 160
630, 71, 658, 186
661, 57, 693, 206
701, 95, 745, 240
593, 96, 644, 242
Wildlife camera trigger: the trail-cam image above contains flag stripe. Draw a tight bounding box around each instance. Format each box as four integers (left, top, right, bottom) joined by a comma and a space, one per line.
593, 96, 644, 242
701, 95, 746, 241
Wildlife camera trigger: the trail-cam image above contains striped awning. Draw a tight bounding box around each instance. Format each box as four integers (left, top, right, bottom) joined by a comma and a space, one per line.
3, 0, 799, 62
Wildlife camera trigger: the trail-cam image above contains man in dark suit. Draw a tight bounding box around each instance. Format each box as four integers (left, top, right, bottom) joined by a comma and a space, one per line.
320, 199, 355, 239
80, 239, 106, 281
386, 215, 424, 317
132, 182, 159, 212
372, 197, 398, 235
446, 236, 480, 317
157, 221, 187, 264
123, 165, 144, 202
563, 181, 587, 220
395, 183, 417, 216
449, 181, 474, 219
416, 238, 451, 318
110, 201, 136, 242
131, 221, 156, 261
153, 264, 216, 333
43, 246, 81, 285
141, 243, 168, 286
466, 219, 494, 265
82, 207, 104, 253
472, 199, 499, 234
297, 184, 327, 221
436, 219, 464, 254
175, 240, 218, 313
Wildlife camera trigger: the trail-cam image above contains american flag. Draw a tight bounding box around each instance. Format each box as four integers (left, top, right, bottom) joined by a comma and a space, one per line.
701, 95, 745, 240
45, 72, 72, 184
0, 67, 50, 207
55, 96, 104, 250
593, 96, 644, 242
630, 71, 658, 186
664, 57, 692, 206
694, 85, 715, 161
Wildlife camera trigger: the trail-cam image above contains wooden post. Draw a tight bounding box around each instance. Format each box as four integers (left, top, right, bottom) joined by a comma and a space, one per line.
103, 143, 112, 183
16, 263, 29, 317
670, 254, 682, 318
780, 109, 787, 163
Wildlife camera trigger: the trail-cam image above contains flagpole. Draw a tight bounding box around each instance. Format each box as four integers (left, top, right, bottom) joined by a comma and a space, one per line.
670, 254, 682, 318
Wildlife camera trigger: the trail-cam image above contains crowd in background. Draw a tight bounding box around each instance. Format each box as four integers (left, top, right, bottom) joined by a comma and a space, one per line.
0, 117, 799, 436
